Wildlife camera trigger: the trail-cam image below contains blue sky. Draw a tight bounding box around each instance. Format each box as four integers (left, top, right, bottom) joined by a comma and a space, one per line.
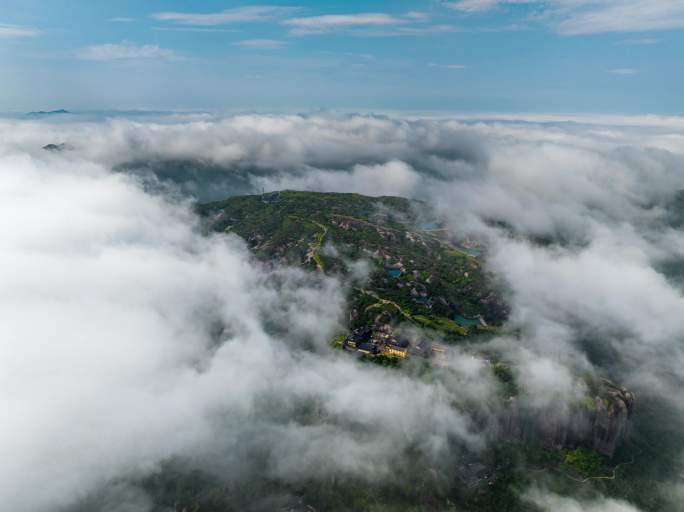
1, 0, 683, 113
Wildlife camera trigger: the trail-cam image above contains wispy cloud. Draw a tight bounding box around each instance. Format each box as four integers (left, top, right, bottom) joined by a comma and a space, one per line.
343, 52, 375, 60
0, 23, 41, 38
108, 17, 136, 23
283, 11, 448, 36
152, 6, 296, 26
445, 0, 499, 13
405, 11, 430, 21
284, 13, 404, 34
608, 68, 640, 75
553, 1, 684, 35
234, 39, 287, 50
617, 37, 660, 45
429, 62, 467, 69
443, 0, 684, 35
319, 50, 376, 61
153, 27, 237, 33
381, 24, 456, 36
76, 42, 180, 61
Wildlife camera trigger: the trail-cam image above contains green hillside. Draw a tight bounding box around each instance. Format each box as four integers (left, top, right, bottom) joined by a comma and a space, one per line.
198, 190, 508, 341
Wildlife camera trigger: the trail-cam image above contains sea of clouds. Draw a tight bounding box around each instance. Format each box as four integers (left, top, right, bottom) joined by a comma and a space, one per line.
2, 112, 684, 511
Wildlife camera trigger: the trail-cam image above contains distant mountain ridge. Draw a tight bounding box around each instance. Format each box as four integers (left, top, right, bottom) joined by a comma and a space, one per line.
25, 109, 70, 117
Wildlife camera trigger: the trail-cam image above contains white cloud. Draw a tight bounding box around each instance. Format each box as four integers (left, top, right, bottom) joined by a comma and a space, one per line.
446, 0, 500, 13
257, 160, 423, 198
553, 0, 684, 35
405, 11, 430, 20
152, 6, 295, 26
342, 51, 375, 60
444, 0, 684, 34
0, 23, 41, 38
283, 12, 451, 36
617, 37, 661, 45
377, 24, 456, 36
234, 38, 287, 49
108, 17, 136, 23
608, 67, 640, 75
430, 62, 467, 69
526, 490, 643, 512
76, 42, 180, 61
153, 26, 237, 33
283, 13, 404, 34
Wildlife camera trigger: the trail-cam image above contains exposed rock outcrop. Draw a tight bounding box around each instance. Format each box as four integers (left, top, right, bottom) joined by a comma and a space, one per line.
591, 380, 635, 456
42, 143, 70, 152
498, 379, 635, 457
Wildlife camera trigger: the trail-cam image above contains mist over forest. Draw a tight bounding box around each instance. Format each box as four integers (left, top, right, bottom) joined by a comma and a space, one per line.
3, 112, 684, 511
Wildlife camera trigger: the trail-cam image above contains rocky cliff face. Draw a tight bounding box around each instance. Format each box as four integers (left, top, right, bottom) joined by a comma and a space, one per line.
591, 381, 635, 456
499, 380, 635, 457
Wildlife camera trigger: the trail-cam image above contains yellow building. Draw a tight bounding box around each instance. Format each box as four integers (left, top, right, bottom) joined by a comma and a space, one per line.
383, 344, 408, 358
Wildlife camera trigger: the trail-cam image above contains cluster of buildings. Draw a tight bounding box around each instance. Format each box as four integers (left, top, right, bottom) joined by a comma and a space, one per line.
343, 325, 449, 363
343, 326, 408, 358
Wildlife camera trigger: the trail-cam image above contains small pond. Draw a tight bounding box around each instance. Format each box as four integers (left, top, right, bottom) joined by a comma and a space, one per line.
385, 267, 402, 278
453, 314, 481, 327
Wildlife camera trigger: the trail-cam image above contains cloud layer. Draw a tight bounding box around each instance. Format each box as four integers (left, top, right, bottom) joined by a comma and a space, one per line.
4, 112, 684, 510
0, 117, 493, 512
